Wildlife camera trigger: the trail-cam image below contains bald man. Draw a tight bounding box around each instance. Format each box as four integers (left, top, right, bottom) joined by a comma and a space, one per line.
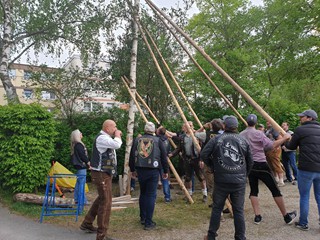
80, 119, 122, 240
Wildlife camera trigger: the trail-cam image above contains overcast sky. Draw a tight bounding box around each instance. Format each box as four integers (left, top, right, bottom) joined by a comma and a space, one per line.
19, 0, 264, 67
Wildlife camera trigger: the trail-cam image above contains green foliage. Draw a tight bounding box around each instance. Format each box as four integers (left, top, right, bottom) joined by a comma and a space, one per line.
0, 104, 57, 193
106, 6, 190, 123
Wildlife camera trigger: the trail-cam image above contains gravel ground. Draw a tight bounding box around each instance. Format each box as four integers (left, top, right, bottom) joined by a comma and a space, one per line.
2, 180, 318, 240
130, 181, 319, 240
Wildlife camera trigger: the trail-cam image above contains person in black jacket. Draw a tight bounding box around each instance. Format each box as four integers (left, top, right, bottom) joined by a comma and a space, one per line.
285, 109, 320, 231
201, 116, 253, 240
70, 129, 90, 205
129, 122, 168, 230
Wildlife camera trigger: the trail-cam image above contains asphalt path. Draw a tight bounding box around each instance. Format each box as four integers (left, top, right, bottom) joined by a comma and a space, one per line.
0, 203, 95, 240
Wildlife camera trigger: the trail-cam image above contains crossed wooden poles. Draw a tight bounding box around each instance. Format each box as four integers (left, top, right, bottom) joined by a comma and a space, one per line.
121, 76, 194, 204
144, 0, 286, 136
122, 0, 288, 212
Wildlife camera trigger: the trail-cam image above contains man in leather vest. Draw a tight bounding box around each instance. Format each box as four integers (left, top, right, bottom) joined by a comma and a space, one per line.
169, 121, 208, 202
201, 116, 253, 240
129, 122, 168, 230
80, 119, 122, 240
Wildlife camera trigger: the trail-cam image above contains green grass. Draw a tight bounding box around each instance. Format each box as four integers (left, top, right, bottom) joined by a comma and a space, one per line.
0, 188, 43, 219
0, 183, 212, 237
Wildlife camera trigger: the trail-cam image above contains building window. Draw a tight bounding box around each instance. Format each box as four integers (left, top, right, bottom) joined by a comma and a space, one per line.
83, 102, 102, 112
23, 89, 33, 100
9, 69, 16, 79
41, 90, 56, 100
105, 103, 114, 108
24, 71, 32, 80
83, 102, 91, 112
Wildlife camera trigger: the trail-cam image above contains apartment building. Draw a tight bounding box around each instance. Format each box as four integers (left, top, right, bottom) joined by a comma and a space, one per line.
0, 55, 127, 112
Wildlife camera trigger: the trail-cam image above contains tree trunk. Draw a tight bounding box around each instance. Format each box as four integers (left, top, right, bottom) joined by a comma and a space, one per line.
13, 193, 74, 205
0, 0, 20, 104
13, 193, 137, 206
122, 0, 140, 195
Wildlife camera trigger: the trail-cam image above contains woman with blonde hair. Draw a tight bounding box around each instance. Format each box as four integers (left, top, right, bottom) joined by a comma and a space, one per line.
70, 129, 90, 204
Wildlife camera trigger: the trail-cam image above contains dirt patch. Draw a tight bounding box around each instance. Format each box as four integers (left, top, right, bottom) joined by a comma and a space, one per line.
71, 180, 319, 240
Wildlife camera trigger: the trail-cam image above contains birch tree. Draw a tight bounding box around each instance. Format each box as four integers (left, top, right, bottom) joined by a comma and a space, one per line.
122, 0, 140, 195
0, 0, 117, 104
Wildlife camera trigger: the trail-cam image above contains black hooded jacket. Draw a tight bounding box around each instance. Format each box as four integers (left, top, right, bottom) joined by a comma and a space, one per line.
285, 120, 320, 172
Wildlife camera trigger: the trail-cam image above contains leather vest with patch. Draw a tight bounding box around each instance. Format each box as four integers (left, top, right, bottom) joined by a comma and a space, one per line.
134, 135, 161, 169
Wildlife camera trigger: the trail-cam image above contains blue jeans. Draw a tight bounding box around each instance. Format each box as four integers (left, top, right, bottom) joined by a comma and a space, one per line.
160, 169, 171, 201
297, 170, 320, 226
137, 168, 159, 226
74, 169, 87, 204
282, 151, 298, 182
208, 183, 246, 240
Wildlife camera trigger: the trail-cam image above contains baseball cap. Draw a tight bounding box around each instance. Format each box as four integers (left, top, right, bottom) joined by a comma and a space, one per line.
297, 109, 318, 120
224, 115, 238, 129
246, 114, 258, 126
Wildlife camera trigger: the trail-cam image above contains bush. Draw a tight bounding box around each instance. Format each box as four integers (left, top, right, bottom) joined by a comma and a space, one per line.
0, 104, 57, 193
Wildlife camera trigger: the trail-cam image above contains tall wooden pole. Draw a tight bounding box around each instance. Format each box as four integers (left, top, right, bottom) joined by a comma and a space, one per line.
133, 14, 202, 154
121, 76, 194, 204
142, 26, 203, 128
150, 9, 247, 126
145, 0, 285, 135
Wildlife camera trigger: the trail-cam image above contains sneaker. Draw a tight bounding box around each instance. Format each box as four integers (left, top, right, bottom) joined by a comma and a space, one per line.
292, 181, 297, 185
278, 182, 285, 187
165, 198, 172, 203
284, 211, 297, 224
140, 219, 145, 225
144, 221, 156, 230
80, 223, 97, 233
202, 195, 208, 203
254, 215, 262, 224
295, 222, 310, 231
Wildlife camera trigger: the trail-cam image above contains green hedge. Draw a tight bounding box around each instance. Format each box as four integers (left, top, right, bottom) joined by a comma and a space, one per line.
0, 104, 56, 193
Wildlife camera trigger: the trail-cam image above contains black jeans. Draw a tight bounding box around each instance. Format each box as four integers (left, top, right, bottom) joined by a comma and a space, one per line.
208, 182, 246, 240
136, 168, 159, 226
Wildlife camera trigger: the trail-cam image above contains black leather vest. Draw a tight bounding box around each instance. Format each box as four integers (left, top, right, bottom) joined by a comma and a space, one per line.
91, 133, 117, 176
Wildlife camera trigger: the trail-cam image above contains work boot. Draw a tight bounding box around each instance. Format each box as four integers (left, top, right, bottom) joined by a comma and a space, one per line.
80, 222, 97, 233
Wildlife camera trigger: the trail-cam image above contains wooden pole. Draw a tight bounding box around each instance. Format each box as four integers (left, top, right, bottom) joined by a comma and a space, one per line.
142, 25, 203, 128
121, 77, 194, 204
145, 0, 285, 135
124, 76, 180, 151
133, 17, 202, 154
150, 9, 247, 126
